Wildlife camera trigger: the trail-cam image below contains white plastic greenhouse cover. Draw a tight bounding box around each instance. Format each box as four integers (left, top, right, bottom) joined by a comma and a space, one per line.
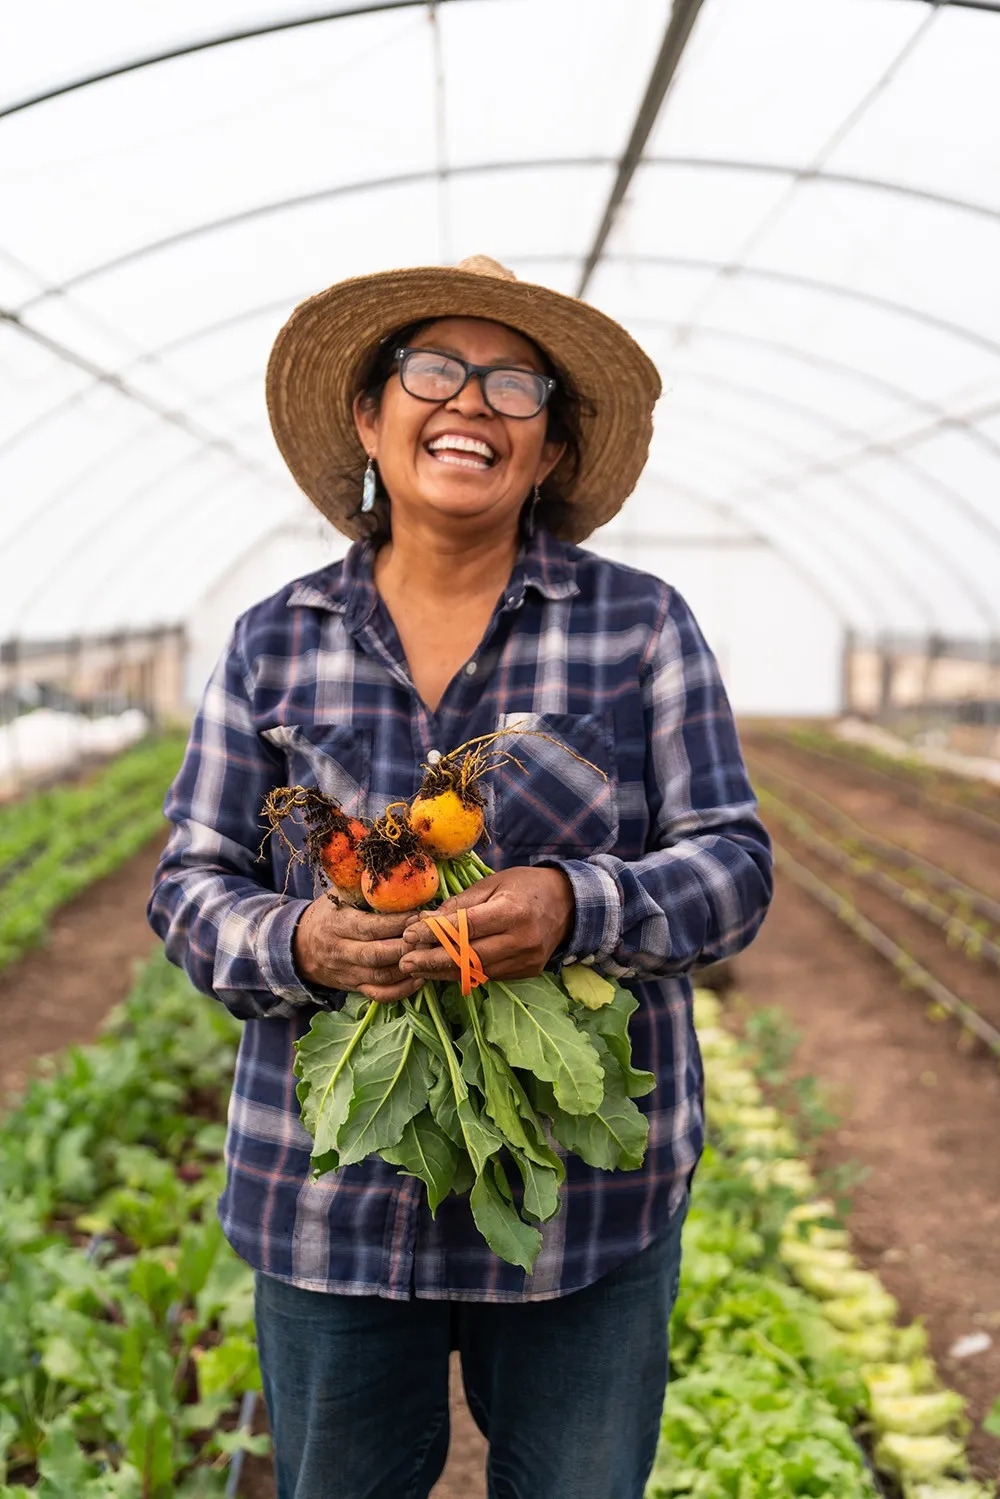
2, 0, 1000, 656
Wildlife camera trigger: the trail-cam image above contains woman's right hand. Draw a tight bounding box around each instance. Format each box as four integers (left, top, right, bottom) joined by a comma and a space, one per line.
292, 897, 423, 1002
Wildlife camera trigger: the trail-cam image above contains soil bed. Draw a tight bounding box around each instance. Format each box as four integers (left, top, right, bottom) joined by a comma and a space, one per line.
766, 814, 1000, 1036
745, 734, 1000, 904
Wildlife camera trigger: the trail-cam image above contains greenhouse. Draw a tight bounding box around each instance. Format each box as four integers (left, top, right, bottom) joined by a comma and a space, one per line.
2, 2, 999, 1496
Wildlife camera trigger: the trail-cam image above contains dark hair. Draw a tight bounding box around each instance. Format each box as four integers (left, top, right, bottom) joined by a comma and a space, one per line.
342, 318, 589, 543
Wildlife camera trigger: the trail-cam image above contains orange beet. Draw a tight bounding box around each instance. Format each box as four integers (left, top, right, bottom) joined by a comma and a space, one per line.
361, 855, 439, 913
319, 816, 367, 901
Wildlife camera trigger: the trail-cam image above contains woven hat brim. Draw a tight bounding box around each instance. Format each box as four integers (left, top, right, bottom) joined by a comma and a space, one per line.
265, 265, 662, 543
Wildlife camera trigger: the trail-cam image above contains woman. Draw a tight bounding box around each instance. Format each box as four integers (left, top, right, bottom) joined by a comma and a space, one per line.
149, 255, 772, 1499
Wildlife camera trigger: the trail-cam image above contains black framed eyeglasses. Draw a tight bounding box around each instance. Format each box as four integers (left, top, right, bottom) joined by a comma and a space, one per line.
393, 347, 557, 419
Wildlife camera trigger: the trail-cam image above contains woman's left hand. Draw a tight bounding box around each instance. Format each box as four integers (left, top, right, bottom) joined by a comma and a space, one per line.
398, 866, 575, 982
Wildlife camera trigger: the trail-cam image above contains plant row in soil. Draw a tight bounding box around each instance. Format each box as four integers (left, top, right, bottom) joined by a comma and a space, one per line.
744, 771, 1000, 1044
647, 989, 997, 1498
743, 742, 1000, 1049
751, 728, 1000, 843
0, 953, 263, 1498
0, 736, 185, 971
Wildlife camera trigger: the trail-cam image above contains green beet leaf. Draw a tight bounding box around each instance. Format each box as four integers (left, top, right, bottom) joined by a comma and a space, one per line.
295, 1004, 377, 1159
532, 1034, 649, 1172
311, 1148, 340, 1176
422, 993, 504, 1175
124, 1399, 177, 1496
402, 999, 448, 1063
454, 1092, 504, 1177
335, 1007, 434, 1168
509, 1144, 562, 1223
457, 999, 563, 1175
470, 1158, 543, 1273
428, 1056, 465, 1150
561, 964, 616, 1010
578, 982, 655, 1099
382, 1107, 461, 1214
193, 1333, 262, 1399
484, 976, 605, 1116
451, 1151, 476, 1197
424, 1055, 474, 1196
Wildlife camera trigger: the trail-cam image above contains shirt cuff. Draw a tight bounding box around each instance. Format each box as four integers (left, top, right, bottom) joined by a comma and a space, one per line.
254, 896, 343, 1010
536, 856, 623, 967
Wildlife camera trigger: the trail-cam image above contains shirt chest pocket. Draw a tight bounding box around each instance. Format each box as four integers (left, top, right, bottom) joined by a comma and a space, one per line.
491, 712, 619, 861
260, 724, 372, 819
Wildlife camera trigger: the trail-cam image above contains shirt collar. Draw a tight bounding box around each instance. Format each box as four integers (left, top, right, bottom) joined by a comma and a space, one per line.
286, 528, 580, 627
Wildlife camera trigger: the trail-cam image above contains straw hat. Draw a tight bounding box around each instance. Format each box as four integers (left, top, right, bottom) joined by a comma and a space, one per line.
265, 255, 661, 543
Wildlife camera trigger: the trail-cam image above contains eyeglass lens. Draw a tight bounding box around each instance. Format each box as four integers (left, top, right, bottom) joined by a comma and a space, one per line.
400, 350, 548, 418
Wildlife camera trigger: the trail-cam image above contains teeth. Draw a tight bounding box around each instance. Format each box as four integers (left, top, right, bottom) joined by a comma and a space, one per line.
432, 453, 490, 470
427, 434, 497, 461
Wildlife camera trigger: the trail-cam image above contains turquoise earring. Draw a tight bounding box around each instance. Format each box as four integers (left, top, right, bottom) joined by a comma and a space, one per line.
361, 457, 376, 513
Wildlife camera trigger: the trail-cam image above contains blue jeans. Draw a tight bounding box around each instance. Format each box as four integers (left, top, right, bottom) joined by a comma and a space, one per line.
254, 1203, 685, 1499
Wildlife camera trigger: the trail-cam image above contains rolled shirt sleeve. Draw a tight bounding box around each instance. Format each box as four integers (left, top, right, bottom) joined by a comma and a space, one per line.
544, 589, 773, 979
147, 621, 337, 1020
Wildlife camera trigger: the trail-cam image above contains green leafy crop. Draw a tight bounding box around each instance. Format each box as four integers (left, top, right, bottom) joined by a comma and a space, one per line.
0, 954, 261, 1495
0, 735, 185, 971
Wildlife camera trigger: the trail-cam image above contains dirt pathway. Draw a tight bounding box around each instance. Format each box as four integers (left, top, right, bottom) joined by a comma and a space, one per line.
0, 836, 166, 1099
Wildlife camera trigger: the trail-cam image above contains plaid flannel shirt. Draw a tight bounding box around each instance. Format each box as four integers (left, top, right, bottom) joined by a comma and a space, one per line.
148, 532, 772, 1302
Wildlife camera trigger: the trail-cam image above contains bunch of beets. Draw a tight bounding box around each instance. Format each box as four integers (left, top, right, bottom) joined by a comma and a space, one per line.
263, 735, 654, 1271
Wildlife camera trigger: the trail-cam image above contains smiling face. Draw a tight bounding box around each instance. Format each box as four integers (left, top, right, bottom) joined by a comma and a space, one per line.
352, 317, 565, 537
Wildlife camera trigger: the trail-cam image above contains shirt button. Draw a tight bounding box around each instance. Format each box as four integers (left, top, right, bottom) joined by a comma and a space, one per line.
465, 660, 477, 676
426, 749, 442, 765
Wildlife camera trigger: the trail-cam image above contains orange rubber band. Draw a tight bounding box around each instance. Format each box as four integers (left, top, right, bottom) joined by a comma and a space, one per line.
457, 907, 473, 998
425, 913, 487, 995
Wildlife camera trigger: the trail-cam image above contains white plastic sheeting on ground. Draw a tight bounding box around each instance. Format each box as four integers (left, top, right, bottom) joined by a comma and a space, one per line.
0, 708, 149, 793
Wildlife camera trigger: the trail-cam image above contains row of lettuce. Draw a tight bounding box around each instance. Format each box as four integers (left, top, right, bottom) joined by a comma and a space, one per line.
647, 989, 996, 1499
0, 735, 185, 971
1, 950, 995, 1495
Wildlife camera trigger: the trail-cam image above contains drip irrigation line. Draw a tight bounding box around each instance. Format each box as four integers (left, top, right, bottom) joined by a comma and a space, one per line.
226, 1390, 259, 1497
762, 732, 1000, 844
773, 844, 1000, 1060
852, 1434, 890, 1499
746, 748, 1000, 927
0, 841, 45, 892
758, 786, 1000, 972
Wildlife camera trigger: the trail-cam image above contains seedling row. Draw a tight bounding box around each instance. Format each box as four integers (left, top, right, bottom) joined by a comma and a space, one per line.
0, 737, 185, 971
